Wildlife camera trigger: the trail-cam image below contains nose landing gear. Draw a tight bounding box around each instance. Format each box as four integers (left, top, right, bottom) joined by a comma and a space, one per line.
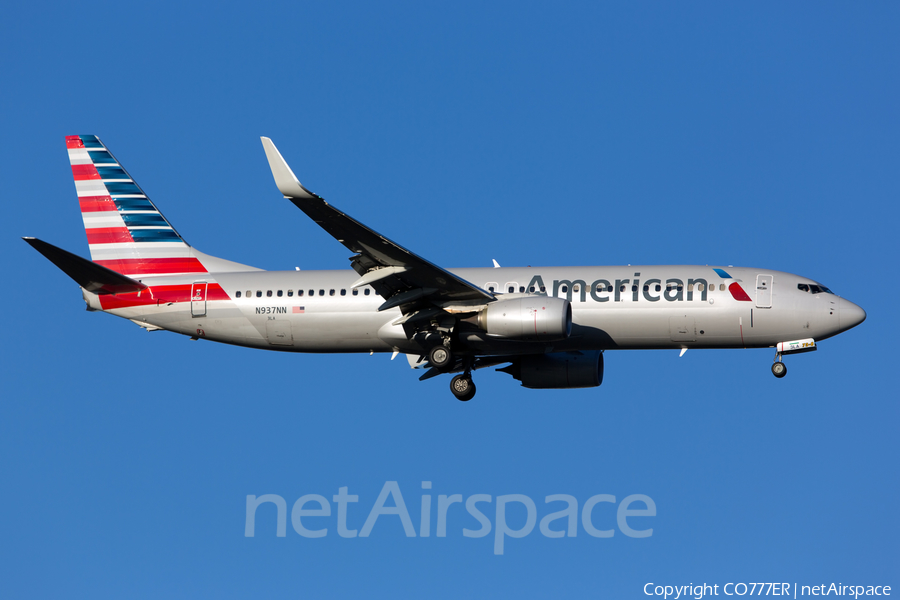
771, 359, 787, 378
771, 338, 816, 378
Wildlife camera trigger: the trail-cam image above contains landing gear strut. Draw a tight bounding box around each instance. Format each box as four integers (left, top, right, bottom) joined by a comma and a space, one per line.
772, 356, 787, 378
450, 374, 476, 401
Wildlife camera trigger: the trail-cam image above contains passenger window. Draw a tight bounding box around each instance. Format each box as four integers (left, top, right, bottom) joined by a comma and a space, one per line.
340, 289, 346, 296
720, 284, 726, 291
329, 289, 335, 296
277, 290, 283, 297
620, 285, 626, 292
519, 286, 525, 293
267, 290, 273, 297
540, 286, 546, 293
697, 283, 704, 292
352, 289, 358, 296
298, 290, 304, 297
256, 290, 262, 298
308, 290, 314, 296
488, 286, 495, 292
319, 289, 325, 296
287, 290, 293, 297
529, 286, 535, 293
508, 286, 514, 293
631, 285, 637, 292
236, 291, 242, 298
364, 289, 370, 295
655, 284, 661, 292
561, 285, 568, 293
246, 290, 251, 298
643, 285, 649, 292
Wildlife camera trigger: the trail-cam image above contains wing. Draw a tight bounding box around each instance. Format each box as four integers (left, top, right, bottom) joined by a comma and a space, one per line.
261, 137, 495, 314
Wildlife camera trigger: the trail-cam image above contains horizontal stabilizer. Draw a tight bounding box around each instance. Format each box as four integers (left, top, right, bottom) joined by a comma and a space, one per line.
23, 237, 148, 295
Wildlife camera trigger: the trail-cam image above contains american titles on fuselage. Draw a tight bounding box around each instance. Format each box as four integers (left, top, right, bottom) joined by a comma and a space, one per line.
227, 273, 746, 308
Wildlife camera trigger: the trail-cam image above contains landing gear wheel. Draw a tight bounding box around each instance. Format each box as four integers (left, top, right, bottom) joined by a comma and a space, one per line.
771, 362, 787, 378
450, 374, 476, 401
429, 345, 453, 371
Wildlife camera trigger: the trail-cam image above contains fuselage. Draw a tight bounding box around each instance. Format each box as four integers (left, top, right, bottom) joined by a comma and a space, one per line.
84, 264, 865, 357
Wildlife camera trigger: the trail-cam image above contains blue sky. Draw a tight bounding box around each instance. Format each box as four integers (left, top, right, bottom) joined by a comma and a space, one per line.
1, 2, 897, 597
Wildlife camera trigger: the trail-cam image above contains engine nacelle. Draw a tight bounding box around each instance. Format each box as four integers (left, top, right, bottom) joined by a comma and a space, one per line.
500, 351, 603, 389
469, 296, 572, 341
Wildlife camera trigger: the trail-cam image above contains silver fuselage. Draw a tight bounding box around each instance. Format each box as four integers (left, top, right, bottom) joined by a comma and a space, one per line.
85, 265, 865, 357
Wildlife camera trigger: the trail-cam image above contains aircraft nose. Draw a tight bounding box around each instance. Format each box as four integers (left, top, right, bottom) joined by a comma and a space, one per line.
839, 298, 867, 330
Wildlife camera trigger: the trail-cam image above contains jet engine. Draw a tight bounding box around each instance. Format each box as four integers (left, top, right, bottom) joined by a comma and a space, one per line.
499, 351, 603, 389
466, 297, 572, 341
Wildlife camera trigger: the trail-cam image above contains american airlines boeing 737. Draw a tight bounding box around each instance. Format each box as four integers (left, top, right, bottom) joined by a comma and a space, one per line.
25, 135, 866, 400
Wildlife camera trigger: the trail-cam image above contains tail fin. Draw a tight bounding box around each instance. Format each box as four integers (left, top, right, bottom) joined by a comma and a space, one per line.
66, 135, 209, 277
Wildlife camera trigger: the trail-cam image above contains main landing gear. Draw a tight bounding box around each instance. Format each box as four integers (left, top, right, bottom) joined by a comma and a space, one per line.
426, 340, 477, 401
772, 355, 787, 378
429, 346, 476, 401
450, 373, 476, 401
428, 345, 453, 370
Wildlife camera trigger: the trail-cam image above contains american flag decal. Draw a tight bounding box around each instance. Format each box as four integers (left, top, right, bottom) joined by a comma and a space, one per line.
292, 306, 305, 313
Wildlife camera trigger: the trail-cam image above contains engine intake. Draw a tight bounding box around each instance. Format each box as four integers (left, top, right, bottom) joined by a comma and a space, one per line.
468, 297, 572, 341
499, 351, 603, 389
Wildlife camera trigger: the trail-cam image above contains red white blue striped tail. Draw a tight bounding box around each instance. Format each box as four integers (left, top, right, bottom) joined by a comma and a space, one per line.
67, 135, 209, 278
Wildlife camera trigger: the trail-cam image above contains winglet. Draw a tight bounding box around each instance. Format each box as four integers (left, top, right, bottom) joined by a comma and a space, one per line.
260, 137, 315, 199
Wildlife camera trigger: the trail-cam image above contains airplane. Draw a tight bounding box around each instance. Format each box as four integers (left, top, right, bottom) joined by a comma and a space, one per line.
24, 135, 867, 401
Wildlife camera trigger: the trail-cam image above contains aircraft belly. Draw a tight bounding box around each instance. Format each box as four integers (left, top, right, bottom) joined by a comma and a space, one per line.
129, 301, 262, 345
572, 304, 752, 349
290, 312, 393, 351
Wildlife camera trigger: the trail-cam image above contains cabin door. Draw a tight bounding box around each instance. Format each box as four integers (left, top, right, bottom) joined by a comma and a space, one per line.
756, 275, 773, 308
191, 282, 208, 317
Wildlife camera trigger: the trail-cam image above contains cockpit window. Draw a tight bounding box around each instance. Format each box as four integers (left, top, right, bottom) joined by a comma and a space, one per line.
799, 283, 835, 294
